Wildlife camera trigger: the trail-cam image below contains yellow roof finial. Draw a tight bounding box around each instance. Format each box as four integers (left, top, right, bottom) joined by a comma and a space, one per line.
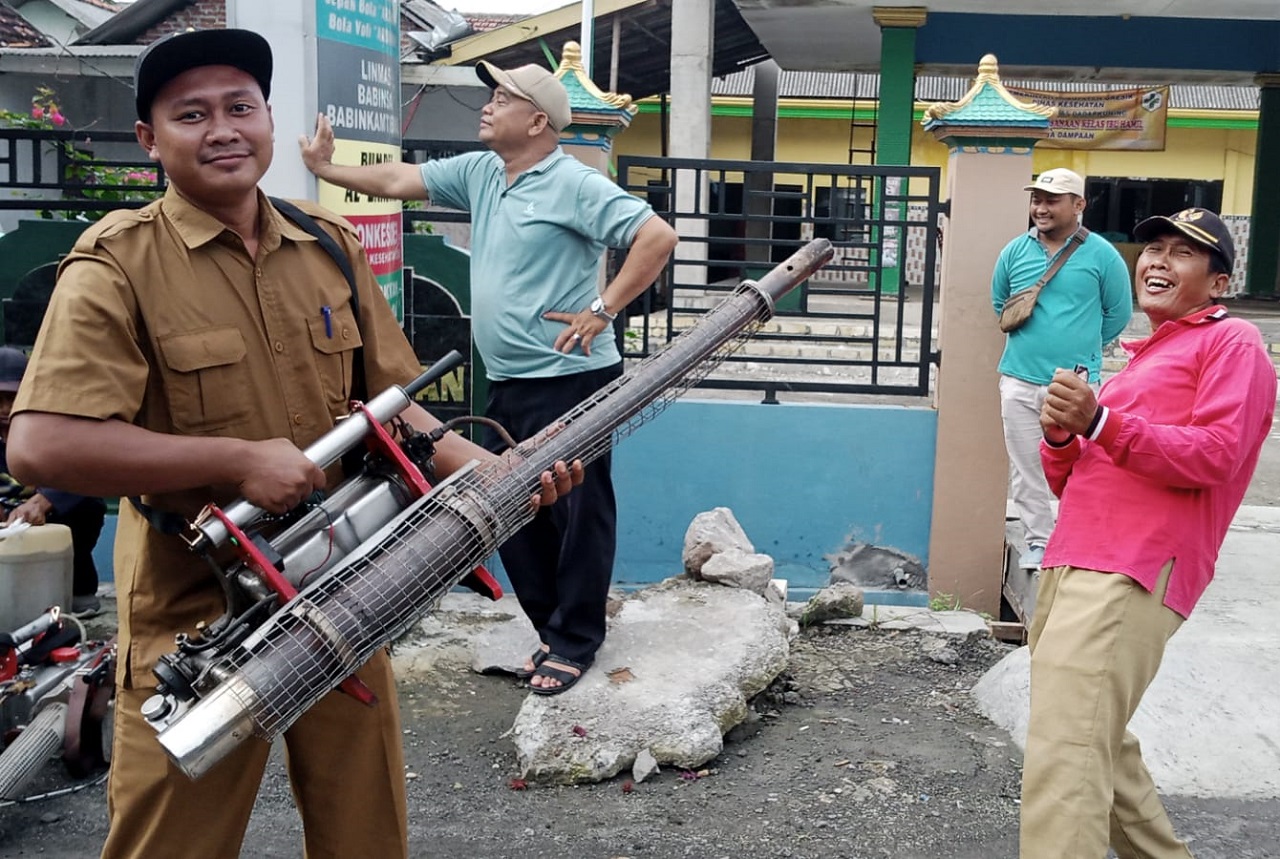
555, 40, 635, 112
922, 54, 1056, 123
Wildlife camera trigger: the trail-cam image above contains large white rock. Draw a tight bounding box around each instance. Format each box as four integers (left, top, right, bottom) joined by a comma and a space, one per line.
511, 578, 790, 784
682, 507, 754, 576
698, 548, 774, 595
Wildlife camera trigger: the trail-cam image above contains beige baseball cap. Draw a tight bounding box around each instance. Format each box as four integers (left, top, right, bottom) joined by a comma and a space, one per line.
1024, 168, 1085, 197
476, 61, 572, 132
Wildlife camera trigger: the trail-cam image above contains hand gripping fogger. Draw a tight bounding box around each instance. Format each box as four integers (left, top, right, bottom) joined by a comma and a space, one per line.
142, 239, 835, 779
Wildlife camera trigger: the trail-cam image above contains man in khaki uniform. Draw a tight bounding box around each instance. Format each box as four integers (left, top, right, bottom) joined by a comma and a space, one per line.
7, 29, 578, 859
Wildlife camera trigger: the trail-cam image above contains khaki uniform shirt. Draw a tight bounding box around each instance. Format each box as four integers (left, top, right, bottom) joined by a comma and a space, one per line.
14, 187, 422, 686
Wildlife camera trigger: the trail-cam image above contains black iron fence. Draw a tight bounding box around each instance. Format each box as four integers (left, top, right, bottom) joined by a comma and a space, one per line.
399, 145, 943, 398
0, 129, 165, 217
616, 156, 942, 397
0, 129, 943, 397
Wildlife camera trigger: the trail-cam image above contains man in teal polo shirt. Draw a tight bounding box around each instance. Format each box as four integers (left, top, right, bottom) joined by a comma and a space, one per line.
301, 61, 678, 694
992, 168, 1132, 570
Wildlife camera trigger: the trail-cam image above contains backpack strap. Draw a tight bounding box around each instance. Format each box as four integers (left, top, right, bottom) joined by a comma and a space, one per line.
127, 496, 188, 536
269, 197, 362, 324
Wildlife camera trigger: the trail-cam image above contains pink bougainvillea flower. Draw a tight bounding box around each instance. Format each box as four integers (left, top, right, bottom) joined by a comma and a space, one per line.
50, 112, 66, 126
31, 106, 44, 119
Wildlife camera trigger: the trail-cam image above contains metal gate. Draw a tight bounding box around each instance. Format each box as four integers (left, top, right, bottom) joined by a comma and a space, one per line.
615, 156, 942, 397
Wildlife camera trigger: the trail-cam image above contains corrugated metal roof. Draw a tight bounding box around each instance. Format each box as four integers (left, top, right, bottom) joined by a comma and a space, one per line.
1, 43, 135, 56
712, 67, 1261, 111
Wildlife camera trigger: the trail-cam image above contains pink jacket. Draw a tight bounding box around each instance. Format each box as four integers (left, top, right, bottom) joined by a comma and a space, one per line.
1040, 306, 1276, 617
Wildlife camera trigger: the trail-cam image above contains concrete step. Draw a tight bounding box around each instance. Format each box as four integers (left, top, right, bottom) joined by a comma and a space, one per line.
633, 297, 1280, 387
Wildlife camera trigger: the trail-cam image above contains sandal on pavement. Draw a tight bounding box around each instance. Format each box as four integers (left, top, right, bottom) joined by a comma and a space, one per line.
514, 647, 549, 681
529, 655, 591, 696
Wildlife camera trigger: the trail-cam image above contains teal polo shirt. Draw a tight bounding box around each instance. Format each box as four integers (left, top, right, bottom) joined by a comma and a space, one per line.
422, 149, 655, 381
991, 229, 1133, 385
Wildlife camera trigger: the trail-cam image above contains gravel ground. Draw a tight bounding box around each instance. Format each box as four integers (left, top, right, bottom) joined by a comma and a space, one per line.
2, 622, 1277, 858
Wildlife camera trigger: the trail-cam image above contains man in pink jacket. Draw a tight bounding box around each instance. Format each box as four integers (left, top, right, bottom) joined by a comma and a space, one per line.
1021, 207, 1276, 859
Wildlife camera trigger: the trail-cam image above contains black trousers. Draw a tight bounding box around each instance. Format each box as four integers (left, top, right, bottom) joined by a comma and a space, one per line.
482, 363, 623, 666
50, 499, 106, 598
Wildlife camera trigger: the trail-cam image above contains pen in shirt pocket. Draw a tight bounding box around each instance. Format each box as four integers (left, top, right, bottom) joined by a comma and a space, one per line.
322, 305, 333, 338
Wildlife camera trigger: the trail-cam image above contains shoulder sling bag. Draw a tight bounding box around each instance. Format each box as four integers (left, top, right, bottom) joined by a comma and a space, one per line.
998, 227, 1091, 334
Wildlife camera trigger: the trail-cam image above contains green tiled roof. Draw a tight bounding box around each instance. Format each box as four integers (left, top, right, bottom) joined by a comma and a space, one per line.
561, 72, 623, 113
937, 81, 1052, 127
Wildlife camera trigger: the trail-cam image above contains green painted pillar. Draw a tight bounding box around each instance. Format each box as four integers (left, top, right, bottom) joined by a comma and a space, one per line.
871, 7, 925, 295
1246, 76, 1280, 298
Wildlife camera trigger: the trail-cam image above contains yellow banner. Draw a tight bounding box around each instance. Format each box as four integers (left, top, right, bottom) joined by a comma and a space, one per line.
1006, 85, 1169, 152
317, 139, 404, 215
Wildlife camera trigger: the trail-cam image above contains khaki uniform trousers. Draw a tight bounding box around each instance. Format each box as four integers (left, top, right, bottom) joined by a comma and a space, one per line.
1020, 563, 1193, 859
101, 649, 408, 859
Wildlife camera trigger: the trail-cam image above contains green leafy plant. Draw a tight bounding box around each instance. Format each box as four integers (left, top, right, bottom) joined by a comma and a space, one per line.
0, 86, 162, 220
401, 199, 436, 235
0, 86, 67, 129
928, 592, 962, 612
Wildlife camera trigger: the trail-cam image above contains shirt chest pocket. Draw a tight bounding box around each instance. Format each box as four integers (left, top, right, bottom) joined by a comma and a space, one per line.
307, 303, 364, 409
158, 327, 251, 434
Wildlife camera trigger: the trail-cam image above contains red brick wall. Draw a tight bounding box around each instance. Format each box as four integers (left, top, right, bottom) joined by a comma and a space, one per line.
138, 0, 226, 44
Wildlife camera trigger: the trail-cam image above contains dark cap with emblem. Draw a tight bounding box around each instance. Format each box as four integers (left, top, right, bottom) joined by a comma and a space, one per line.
134, 28, 273, 122
1133, 207, 1235, 275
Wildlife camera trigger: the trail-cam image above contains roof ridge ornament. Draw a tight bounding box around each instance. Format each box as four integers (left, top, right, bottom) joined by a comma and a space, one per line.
556, 40, 634, 112
922, 54, 1057, 124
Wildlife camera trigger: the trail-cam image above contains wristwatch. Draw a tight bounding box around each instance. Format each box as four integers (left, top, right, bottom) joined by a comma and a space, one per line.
590, 296, 617, 322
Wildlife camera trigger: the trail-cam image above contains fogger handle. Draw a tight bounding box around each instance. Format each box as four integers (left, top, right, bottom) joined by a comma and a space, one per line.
187, 351, 465, 553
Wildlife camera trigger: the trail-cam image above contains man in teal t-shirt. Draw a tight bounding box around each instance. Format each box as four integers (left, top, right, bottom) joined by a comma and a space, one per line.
301, 62, 678, 695
991, 168, 1132, 570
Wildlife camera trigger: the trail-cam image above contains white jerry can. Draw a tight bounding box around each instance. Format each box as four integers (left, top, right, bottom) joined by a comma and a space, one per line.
0, 523, 73, 632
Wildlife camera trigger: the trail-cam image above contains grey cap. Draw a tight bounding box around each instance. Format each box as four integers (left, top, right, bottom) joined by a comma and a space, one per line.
476, 61, 572, 132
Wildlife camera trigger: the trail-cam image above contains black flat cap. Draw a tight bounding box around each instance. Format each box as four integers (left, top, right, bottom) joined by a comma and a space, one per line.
134, 28, 273, 122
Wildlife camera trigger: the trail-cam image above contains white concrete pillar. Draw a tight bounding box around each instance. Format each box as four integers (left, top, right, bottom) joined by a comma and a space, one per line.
227, 0, 405, 317
225, 0, 318, 199
669, 0, 713, 287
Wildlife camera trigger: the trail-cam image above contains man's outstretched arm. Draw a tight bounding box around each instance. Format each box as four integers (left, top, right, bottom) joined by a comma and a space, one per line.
299, 113, 428, 201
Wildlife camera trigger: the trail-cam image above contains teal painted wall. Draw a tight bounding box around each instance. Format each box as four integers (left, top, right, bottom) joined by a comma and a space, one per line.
610, 399, 937, 597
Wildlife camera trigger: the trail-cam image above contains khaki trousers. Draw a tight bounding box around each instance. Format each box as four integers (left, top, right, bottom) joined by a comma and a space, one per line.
101, 649, 409, 859
1020, 564, 1193, 859
1000, 375, 1058, 548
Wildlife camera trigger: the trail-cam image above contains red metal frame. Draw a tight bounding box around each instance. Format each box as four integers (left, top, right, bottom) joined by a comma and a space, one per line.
354, 403, 502, 601
207, 507, 377, 706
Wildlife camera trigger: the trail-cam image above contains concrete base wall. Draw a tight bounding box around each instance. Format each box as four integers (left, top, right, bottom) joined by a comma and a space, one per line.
612, 398, 936, 594
93, 399, 939, 604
